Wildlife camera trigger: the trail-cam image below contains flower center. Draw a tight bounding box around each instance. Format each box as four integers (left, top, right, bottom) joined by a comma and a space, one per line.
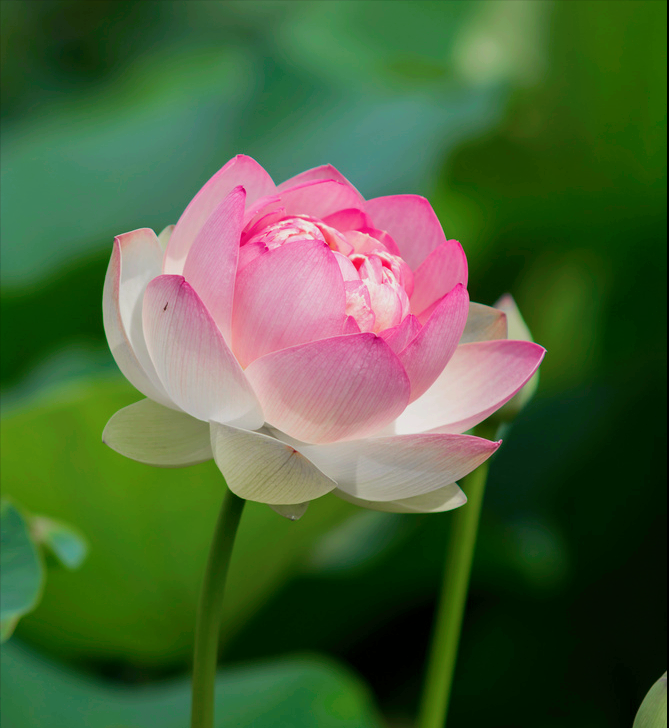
335, 231, 412, 333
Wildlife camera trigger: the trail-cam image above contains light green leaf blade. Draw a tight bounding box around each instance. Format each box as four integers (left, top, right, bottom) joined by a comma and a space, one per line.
0, 501, 45, 640
634, 672, 667, 728
0, 44, 252, 287
1, 641, 384, 728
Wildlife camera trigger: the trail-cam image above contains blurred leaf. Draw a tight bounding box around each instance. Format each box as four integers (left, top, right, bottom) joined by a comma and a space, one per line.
450, 0, 551, 88
307, 511, 409, 575
1, 376, 359, 667
475, 516, 570, 594
0, 1, 506, 290
0, 616, 19, 643
1, 640, 384, 728
634, 672, 667, 728
0, 43, 253, 287
277, 0, 471, 91
31, 515, 88, 569
0, 501, 44, 642
435, 0, 666, 398
1, 337, 116, 409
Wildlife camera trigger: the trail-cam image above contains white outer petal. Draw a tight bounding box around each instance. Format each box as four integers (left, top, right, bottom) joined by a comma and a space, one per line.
102, 399, 212, 467
334, 482, 466, 514
494, 294, 533, 342
157, 225, 175, 251
102, 229, 174, 407
394, 340, 545, 435
143, 275, 263, 430
299, 434, 499, 502
460, 302, 508, 344
269, 502, 310, 521
493, 294, 540, 416
210, 423, 337, 505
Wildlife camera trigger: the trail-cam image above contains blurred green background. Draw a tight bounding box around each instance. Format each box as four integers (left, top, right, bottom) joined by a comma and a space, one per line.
1, 1, 666, 727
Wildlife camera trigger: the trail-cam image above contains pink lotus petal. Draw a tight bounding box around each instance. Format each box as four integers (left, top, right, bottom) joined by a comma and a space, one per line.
358, 227, 402, 257
236, 241, 268, 274
103, 398, 212, 467
300, 433, 500, 501
210, 423, 336, 505
241, 204, 286, 240
164, 155, 275, 274
379, 314, 421, 354
245, 334, 411, 444
322, 208, 373, 231
183, 186, 245, 345
343, 316, 362, 334
241, 196, 283, 231
277, 164, 365, 203
333, 251, 359, 281
394, 339, 546, 435
102, 229, 173, 407
460, 302, 508, 344
362, 279, 407, 332
278, 179, 366, 220
365, 194, 447, 270
231, 240, 347, 367
410, 239, 468, 317
398, 283, 469, 402
335, 482, 466, 514
344, 230, 385, 256
143, 275, 263, 429
344, 279, 376, 333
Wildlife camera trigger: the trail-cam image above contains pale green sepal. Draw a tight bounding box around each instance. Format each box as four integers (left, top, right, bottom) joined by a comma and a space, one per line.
269, 502, 310, 521
634, 672, 667, 728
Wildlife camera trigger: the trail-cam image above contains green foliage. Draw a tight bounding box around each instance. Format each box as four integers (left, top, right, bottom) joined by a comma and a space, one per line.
1, 641, 383, 728
433, 0, 667, 397
0, 499, 88, 642
0, 44, 251, 288
0, 501, 44, 641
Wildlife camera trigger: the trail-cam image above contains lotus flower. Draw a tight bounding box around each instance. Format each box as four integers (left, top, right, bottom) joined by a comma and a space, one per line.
102, 155, 544, 518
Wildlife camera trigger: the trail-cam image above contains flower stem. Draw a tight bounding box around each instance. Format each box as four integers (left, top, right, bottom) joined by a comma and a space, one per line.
417, 421, 498, 728
191, 486, 245, 728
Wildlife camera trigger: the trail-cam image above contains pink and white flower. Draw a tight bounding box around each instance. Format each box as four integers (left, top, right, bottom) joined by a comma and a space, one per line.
102, 155, 545, 518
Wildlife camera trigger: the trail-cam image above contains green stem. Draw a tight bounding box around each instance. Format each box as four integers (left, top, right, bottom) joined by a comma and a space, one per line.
417, 421, 498, 728
191, 487, 245, 728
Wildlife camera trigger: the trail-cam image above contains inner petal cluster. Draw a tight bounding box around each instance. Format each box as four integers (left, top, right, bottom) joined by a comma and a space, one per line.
240, 214, 414, 335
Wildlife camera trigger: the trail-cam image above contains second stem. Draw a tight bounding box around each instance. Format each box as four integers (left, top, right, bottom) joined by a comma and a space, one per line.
417, 421, 497, 728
